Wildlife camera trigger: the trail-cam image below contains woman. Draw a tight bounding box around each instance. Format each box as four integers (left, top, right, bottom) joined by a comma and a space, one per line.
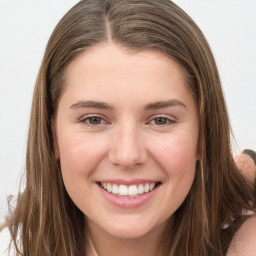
1, 0, 256, 255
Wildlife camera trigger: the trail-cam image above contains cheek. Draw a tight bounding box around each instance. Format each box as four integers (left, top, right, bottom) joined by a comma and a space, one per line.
151, 132, 197, 204
153, 135, 197, 213
140, 135, 197, 224
57, 133, 109, 194
58, 132, 106, 171
57, 133, 110, 213
151, 133, 198, 176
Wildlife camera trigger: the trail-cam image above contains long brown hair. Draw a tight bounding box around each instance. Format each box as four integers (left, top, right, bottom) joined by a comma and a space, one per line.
4, 0, 255, 255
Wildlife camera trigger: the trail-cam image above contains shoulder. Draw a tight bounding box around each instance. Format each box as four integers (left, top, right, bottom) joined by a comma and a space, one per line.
227, 216, 256, 256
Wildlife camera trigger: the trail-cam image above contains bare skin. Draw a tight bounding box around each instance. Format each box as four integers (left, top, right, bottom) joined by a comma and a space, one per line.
234, 152, 256, 187
54, 44, 199, 256
52, 42, 255, 256
86, 150, 256, 256
227, 216, 256, 256
227, 151, 256, 256
86, 220, 168, 256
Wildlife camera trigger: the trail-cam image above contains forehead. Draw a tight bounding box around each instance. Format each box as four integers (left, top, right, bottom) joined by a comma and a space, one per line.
66, 44, 189, 84
59, 43, 195, 109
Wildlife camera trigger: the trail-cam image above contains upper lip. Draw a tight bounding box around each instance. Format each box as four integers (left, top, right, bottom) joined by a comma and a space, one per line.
97, 179, 161, 186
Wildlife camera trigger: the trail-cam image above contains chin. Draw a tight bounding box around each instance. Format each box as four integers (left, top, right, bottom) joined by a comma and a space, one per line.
108, 225, 151, 239
92, 215, 165, 240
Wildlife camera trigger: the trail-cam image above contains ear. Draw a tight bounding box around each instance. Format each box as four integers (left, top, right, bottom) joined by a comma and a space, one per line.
51, 118, 60, 159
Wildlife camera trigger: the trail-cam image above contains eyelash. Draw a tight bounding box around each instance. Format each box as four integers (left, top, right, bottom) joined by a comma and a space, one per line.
79, 115, 109, 126
148, 116, 175, 126
79, 114, 175, 128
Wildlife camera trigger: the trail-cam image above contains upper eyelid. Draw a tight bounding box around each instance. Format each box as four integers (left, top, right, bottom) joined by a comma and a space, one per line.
143, 116, 176, 128
78, 113, 176, 123
147, 114, 176, 121
79, 113, 107, 120
79, 114, 109, 124
148, 117, 175, 124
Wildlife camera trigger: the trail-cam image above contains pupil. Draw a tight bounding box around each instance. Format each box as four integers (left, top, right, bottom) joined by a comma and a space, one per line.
155, 117, 166, 125
90, 117, 101, 124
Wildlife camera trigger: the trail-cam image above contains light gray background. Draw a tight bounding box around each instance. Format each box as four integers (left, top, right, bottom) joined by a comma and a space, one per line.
1, 0, 256, 224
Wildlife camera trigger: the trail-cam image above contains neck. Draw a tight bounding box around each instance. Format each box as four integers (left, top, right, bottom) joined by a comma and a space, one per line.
86, 220, 170, 256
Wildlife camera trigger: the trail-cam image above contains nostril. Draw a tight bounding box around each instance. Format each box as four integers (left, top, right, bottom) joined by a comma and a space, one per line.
108, 147, 147, 168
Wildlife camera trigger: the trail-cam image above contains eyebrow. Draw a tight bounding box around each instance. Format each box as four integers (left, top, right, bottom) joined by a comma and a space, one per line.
69, 99, 187, 111
144, 99, 187, 110
70, 100, 113, 110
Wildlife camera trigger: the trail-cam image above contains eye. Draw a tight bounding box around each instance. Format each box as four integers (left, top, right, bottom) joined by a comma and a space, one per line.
149, 116, 175, 126
86, 116, 103, 125
80, 115, 108, 126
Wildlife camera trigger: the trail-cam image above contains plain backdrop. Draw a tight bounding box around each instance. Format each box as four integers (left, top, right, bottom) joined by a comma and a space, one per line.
0, 0, 256, 224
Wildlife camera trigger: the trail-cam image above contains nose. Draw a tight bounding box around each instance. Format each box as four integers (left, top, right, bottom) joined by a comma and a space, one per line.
108, 124, 147, 168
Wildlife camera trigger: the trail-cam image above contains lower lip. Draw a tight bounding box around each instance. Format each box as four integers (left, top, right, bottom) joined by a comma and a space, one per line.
98, 184, 160, 209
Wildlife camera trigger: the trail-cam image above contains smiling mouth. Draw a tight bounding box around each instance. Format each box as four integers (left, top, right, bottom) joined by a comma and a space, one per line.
97, 182, 161, 198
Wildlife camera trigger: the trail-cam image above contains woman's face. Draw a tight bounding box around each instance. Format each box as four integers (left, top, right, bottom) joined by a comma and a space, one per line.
53, 43, 200, 239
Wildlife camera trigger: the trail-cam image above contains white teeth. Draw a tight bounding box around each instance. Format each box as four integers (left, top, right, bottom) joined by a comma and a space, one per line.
100, 182, 158, 197
128, 185, 137, 196
138, 184, 144, 194
119, 185, 128, 196
112, 184, 119, 194
149, 183, 155, 191
144, 183, 149, 193
107, 183, 112, 192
